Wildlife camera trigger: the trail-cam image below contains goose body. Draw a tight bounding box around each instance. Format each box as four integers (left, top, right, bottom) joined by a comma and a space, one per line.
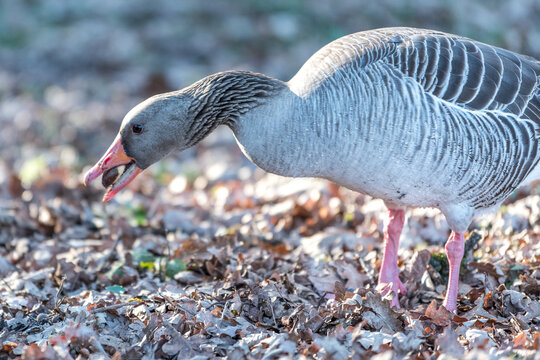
234, 27, 540, 232
84, 27, 540, 311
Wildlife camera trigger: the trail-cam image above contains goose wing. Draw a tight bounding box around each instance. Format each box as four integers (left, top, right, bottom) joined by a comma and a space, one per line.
381, 28, 540, 201
384, 28, 540, 125
296, 27, 540, 124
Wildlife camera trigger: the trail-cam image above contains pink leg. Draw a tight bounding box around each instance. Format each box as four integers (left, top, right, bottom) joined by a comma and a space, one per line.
378, 208, 406, 308
442, 232, 464, 312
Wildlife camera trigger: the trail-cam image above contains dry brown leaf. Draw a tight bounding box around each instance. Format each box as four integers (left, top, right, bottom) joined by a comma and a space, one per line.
334, 280, 346, 302
520, 274, 540, 296
425, 300, 453, 327
260, 242, 290, 255
8, 172, 24, 198
470, 262, 503, 278
483, 292, 495, 309
211, 307, 223, 317
2, 342, 18, 352
513, 332, 529, 348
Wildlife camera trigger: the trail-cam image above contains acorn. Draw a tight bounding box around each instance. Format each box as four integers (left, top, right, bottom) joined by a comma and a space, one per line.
102, 167, 120, 188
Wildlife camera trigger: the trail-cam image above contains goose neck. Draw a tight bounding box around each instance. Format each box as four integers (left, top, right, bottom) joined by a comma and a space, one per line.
183, 71, 287, 143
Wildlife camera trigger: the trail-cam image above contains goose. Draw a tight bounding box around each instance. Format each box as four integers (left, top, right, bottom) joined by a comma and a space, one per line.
84, 27, 540, 312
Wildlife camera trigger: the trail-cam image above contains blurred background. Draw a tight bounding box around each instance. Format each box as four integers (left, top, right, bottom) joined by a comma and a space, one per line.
0, 0, 539, 206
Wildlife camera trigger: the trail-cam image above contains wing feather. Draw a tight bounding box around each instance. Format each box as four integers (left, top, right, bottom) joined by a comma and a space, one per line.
382, 29, 540, 125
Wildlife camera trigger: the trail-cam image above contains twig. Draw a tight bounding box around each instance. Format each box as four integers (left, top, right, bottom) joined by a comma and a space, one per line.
268, 299, 278, 328
54, 275, 65, 309
89, 300, 141, 314
204, 301, 226, 310
221, 301, 230, 321
273, 282, 291, 303
317, 292, 328, 308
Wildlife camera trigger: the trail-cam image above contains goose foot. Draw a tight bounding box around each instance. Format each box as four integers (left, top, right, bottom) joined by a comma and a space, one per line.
378, 276, 407, 308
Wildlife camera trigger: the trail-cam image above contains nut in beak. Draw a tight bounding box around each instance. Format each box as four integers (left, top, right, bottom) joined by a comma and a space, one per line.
84, 135, 143, 202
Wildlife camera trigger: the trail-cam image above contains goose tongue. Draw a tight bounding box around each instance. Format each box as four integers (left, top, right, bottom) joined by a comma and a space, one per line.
83, 135, 143, 202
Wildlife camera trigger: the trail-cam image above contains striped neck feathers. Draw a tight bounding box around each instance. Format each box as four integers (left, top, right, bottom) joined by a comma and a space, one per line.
183, 71, 285, 144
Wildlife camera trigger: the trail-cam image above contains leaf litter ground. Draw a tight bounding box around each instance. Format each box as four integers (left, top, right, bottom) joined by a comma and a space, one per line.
0, 144, 539, 359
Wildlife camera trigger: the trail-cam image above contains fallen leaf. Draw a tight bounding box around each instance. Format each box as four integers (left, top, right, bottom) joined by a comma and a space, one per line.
334, 281, 346, 302
425, 300, 453, 327
2, 342, 18, 352
513, 332, 528, 348
363, 292, 403, 333
352, 328, 393, 352
405, 249, 431, 282
435, 327, 464, 356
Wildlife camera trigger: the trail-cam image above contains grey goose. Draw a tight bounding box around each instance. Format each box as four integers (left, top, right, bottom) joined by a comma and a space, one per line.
84, 27, 540, 312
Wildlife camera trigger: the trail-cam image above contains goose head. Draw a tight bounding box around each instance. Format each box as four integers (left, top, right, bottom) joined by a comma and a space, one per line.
83, 93, 193, 201
83, 71, 285, 201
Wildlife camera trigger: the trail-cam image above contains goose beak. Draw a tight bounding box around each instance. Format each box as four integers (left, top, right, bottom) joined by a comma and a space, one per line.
83, 135, 143, 202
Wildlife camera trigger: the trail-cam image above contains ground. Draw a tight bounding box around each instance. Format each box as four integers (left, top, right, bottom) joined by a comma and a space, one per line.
0, 1, 539, 359
1, 149, 539, 359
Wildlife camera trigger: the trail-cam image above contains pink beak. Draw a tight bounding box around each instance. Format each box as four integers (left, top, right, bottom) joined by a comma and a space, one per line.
84, 135, 143, 202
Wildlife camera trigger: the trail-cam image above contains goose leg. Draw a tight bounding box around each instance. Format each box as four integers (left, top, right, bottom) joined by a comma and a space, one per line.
378, 208, 406, 308
442, 231, 464, 312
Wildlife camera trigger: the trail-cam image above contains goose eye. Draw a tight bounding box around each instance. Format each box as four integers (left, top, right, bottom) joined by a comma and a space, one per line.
132, 124, 143, 134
